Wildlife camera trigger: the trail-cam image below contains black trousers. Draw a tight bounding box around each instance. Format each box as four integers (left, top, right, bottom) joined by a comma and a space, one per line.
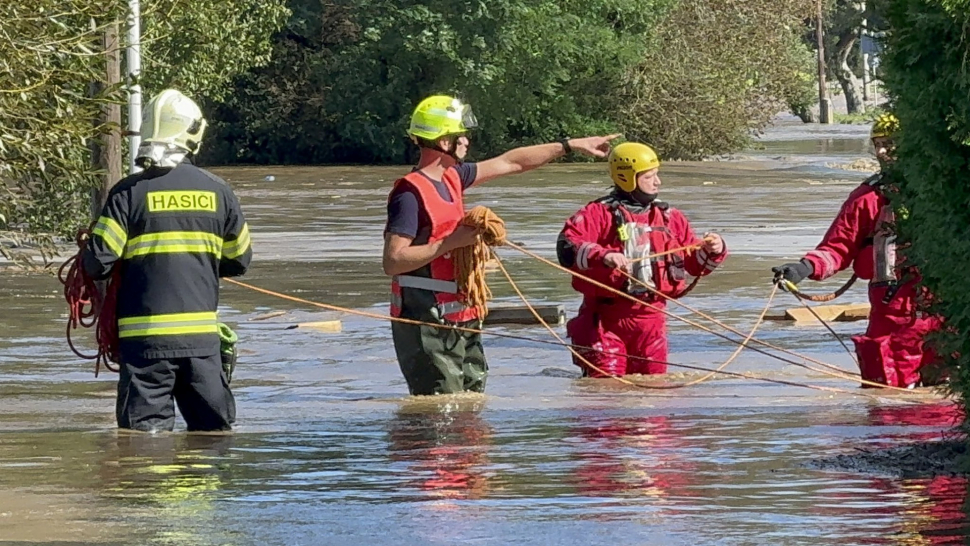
116, 354, 235, 432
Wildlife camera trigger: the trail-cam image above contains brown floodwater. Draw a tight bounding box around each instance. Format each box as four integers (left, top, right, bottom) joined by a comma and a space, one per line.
0, 119, 965, 545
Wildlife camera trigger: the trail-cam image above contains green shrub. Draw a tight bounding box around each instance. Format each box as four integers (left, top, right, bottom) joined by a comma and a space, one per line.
881, 0, 970, 418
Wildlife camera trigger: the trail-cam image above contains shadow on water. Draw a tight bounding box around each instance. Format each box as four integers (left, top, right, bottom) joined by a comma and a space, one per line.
1, 120, 969, 544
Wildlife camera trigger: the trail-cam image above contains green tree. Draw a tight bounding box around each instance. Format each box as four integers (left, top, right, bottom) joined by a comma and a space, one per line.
205, 0, 673, 165
880, 0, 970, 414
0, 1, 122, 265
0, 0, 288, 263
825, 0, 867, 115
201, 0, 362, 164
620, 0, 815, 159
140, 0, 289, 101
786, 40, 821, 123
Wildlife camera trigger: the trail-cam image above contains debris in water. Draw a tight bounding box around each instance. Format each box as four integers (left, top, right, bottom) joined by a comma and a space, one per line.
537, 367, 581, 378
249, 310, 287, 321
807, 439, 968, 478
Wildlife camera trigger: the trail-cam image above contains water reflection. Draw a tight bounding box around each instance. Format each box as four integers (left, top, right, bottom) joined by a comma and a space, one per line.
99, 433, 237, 545
862, 404, 969, 545
569, 415, 691, 503
6, 139, 970, 542
387, 396, 492, 501
867, 403, 964, 431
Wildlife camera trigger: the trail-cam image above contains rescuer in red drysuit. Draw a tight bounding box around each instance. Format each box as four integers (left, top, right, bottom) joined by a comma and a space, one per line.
771, 113, 943, 389
557, 142, 727, 377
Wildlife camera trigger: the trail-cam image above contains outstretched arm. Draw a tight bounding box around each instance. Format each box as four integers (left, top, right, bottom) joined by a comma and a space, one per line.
472, 135, 620, 186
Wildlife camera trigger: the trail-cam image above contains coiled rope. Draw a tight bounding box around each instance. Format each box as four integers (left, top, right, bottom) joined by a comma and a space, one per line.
58, 230, 120, 376
454, 206, 507, 318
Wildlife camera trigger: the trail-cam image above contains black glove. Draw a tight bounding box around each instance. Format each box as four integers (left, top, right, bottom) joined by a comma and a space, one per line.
771, 259, 814, 285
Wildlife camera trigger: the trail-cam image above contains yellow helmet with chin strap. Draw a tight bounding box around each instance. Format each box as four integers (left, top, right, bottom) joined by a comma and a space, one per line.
609, 142, 661, 192
407, 95, 478, 142
871, 113, 900, 139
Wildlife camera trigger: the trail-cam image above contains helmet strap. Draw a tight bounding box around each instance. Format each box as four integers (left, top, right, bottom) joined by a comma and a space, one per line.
437, 134, 462, 162
419, 134, 462, 164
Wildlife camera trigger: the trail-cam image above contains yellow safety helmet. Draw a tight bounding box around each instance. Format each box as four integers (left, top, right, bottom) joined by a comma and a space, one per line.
871, 113, 900, 139
407, 95, 478, 142
141, 89, 207, 153
609, 142, 661, 192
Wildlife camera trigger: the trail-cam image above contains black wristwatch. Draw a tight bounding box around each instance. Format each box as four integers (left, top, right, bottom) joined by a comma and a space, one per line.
559, 138, 572, 155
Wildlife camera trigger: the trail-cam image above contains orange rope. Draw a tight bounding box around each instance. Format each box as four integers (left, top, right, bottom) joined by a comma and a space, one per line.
616, 266, 859, 377
222, 278, 881, 399
618, 269, 894, 388
454, 206, 507, 318
781, 280, 859, 363
493, 253, 780, 390
660, 283, 779, 388
506, 241, 916, 393
628, 242, 703, 264
491, 254, 640, 388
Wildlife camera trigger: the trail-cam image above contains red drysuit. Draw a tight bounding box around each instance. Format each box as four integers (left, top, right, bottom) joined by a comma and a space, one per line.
557, 193, 727, 376
800, 173, 941, 388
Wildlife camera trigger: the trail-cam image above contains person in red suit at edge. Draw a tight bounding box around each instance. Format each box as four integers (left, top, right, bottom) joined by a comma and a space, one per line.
556, 142, 727, 377
771, 113, 944, 389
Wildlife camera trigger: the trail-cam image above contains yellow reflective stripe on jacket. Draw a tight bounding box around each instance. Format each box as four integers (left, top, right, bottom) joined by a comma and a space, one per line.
92, 216, 128, 257
123, 231, 223, 259
117, 311, 219, 338
222, 223, 251, 259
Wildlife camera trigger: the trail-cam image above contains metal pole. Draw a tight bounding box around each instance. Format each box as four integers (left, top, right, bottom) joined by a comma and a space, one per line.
816, 0, 832, 124
126, 0, 142, 173
860, 5, 870, 103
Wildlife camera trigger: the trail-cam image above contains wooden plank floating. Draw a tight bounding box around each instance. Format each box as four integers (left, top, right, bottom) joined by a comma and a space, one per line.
834, 304, 871, 322
765, 303, 870, 323
484, 304, 566, 326
285, 320, 343, 333
249, 310, 288, 321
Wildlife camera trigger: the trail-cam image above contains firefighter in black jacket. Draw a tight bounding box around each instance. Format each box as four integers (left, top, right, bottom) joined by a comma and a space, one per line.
82, 89, 252, 432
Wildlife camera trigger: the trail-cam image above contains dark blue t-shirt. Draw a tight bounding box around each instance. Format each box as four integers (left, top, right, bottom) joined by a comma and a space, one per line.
385, 162, 478, 244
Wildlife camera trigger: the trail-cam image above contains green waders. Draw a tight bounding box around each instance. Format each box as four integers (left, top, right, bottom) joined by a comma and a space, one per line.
391, 287, 488, 395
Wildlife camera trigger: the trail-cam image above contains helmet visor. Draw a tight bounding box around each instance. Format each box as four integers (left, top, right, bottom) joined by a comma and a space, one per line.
461, 104, 478, 130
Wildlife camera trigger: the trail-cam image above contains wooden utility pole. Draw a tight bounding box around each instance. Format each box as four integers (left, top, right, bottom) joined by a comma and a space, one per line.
90, 22, 123, 219
816, 0, 833, 124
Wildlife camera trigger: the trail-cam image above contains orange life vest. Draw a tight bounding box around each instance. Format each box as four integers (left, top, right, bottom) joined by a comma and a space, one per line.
389, 169, 479, 323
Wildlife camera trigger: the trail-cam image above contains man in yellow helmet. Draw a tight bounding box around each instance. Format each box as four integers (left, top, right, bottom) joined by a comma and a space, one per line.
81, 89, 252, 431
383, 94, 618, 395
556, 142, 727, 377
771, 113, 943, 388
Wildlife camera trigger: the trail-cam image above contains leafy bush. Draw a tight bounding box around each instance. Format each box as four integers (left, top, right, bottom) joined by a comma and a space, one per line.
205, 0, 816, 164
880, 0, 970, 415
616, 0, 815, 159
0, 0, 288, 247
204, 0, 674, 164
